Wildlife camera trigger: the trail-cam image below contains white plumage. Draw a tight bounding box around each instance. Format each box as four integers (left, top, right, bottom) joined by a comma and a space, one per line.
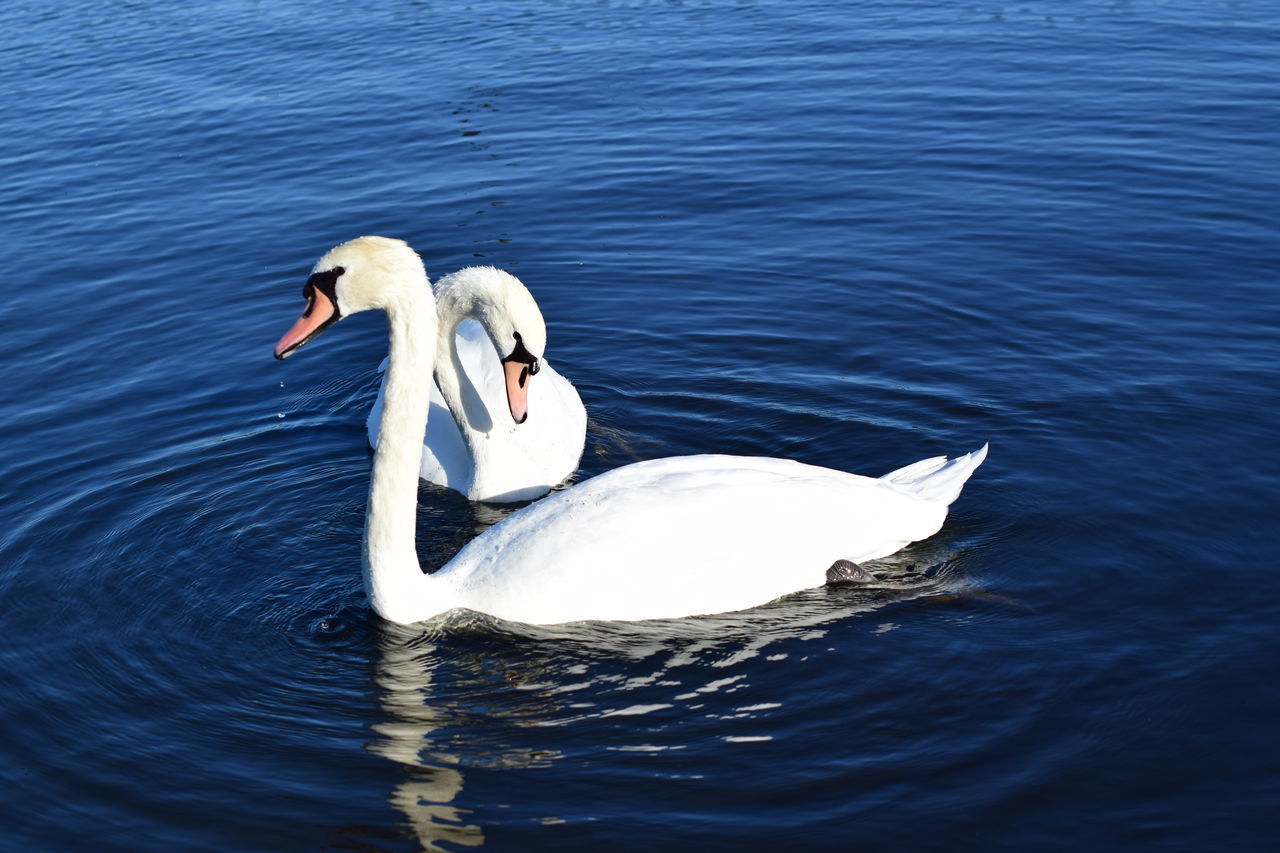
275, 236, 988, 626
433, 448, 988, 624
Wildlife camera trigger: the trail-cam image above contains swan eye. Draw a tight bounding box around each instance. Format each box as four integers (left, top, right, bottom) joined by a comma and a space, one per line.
529, 360, 541, 376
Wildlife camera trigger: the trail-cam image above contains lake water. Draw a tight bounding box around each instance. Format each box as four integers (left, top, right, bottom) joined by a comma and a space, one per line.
2, 1, 1277, 850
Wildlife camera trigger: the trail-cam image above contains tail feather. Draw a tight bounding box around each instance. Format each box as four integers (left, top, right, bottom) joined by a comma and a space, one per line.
880, 443, 988, 506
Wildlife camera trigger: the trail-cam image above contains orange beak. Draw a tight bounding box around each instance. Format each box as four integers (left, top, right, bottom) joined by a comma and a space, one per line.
502, 359, 532, 424
274, 289, 338, 359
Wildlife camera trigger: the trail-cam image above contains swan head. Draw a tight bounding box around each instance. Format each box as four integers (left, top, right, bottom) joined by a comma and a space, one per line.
438, 266, 548, 424
274, 236, 429, 359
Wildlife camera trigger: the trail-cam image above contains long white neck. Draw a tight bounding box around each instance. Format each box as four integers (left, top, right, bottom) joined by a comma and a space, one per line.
432, 283, 496, 483
364, 290, 453, 623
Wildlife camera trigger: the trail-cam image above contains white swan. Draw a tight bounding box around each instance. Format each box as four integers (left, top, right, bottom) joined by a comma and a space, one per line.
366, 265, 587, 503
274, 236, 988, 626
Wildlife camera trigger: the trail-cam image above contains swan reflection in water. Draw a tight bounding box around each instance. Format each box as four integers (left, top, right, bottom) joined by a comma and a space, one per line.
364, 532, 1001, 851
367, 624, 489, 851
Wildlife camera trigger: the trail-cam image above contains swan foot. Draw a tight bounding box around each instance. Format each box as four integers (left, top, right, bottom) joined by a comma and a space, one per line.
826, 559, 873, 585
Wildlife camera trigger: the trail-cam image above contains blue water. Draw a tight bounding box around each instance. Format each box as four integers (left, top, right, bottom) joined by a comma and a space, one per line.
2, 1, 1277, 850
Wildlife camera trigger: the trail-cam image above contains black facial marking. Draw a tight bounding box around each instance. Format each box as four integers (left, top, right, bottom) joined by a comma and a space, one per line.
502, 330, 541, 376
303, 266, 345, 317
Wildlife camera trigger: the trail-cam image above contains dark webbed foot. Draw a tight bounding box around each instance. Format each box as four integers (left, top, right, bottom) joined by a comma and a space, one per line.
826, 559, 873, 585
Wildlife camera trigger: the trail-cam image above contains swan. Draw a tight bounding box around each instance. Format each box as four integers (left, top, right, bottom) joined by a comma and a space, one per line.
366, 265, 587, 503
274, 236, 988, 626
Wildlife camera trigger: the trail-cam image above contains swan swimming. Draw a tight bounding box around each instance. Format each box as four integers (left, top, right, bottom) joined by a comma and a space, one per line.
274, 236, 988, 626
366, 265, 587, 503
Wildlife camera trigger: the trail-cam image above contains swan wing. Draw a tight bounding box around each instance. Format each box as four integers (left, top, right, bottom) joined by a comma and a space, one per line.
436, 454, 953, 624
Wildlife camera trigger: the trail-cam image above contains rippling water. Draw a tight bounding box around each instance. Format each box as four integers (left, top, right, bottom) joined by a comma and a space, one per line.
2, 1, 1277, 850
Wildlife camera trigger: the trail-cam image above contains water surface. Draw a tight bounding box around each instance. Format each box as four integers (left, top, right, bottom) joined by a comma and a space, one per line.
1, 1, 1277, 850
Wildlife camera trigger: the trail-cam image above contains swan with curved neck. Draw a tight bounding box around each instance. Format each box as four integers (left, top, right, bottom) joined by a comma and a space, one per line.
275, 236, 988, 626
365, 266, 586, 503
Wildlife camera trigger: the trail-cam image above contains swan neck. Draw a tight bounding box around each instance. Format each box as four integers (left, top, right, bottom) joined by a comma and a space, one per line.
433, 292, 494, 463
364, 293, 438, 620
